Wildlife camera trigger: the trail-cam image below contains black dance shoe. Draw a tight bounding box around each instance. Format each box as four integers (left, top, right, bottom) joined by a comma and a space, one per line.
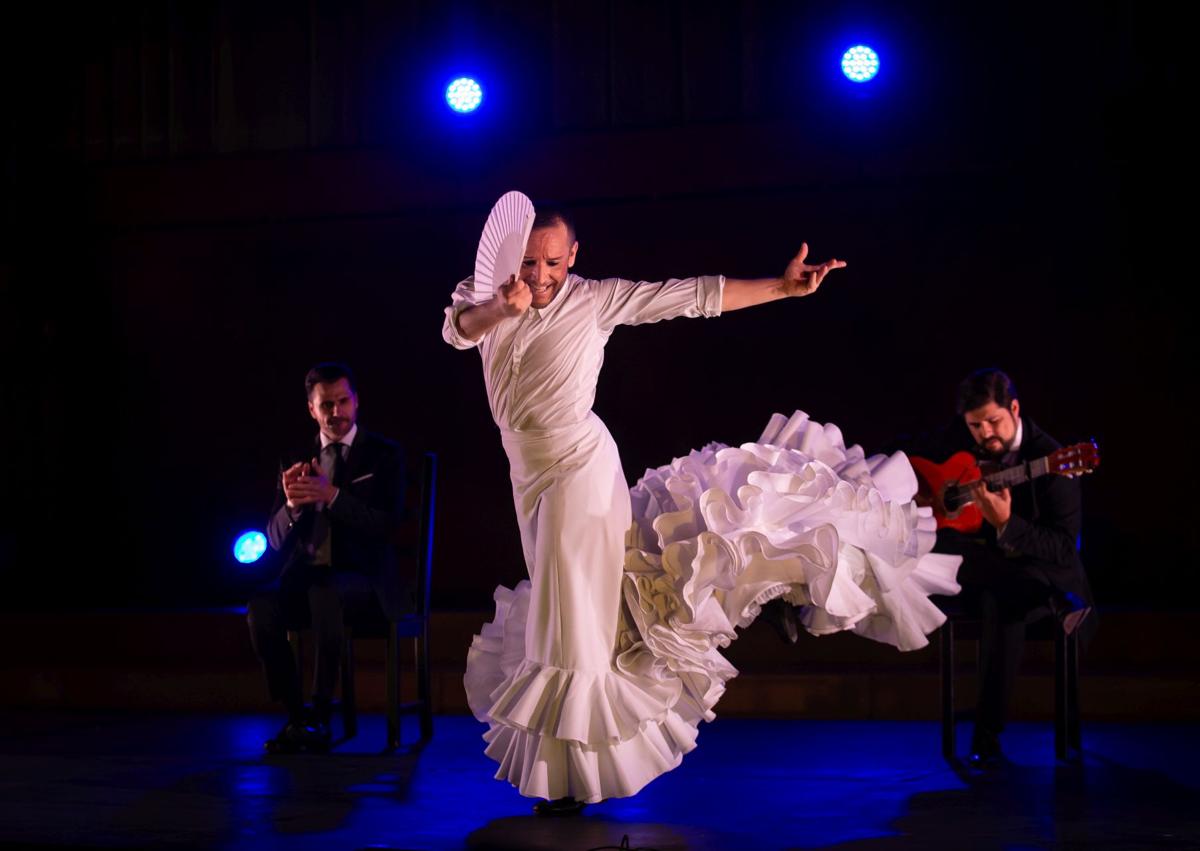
533, 796, 586, 816
760, 598, 799, 644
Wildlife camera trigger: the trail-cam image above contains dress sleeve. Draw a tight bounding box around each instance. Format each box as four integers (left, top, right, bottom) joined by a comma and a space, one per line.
442, 276, 491, 350
593, 275, 724, 331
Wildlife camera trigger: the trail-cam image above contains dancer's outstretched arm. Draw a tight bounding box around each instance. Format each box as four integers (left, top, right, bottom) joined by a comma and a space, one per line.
722, 243, 846, 312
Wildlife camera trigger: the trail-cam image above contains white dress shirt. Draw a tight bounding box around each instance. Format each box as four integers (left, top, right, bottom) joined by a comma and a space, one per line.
443, 273, 724, 432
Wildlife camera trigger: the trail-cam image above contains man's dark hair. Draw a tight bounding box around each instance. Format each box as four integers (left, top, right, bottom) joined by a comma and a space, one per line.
305, 362, 357, 398
532, 206, 577, 245
956, 368, 1018, 415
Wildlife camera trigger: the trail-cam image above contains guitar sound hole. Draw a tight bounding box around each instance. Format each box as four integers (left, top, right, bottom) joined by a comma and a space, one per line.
943, 487, 968, 512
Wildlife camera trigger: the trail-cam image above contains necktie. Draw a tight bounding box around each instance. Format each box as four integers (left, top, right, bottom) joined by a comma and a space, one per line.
310, 443, 343, 564
325, 442, 345, 487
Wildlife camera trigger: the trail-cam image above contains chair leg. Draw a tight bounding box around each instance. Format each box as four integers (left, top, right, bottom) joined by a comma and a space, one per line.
386, 623, 400, 751
288, 631, 303, 674
341, 634, 358, 740
1054, 627, 1068, 760
940, 621, 955, 761
416, 626, 433, 742
1066, 630, 1082, 755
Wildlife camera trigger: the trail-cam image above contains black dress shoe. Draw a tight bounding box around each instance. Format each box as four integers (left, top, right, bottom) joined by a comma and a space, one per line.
265, 719, 331, 755
967, 727, 1005, 769
265, 720, 306, 754
533, 797, 586, 816
760, 598, 799, 644
299, 720, 332, 753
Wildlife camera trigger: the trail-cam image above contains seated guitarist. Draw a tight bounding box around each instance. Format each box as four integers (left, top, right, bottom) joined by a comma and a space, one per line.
929, 368, 1094, 767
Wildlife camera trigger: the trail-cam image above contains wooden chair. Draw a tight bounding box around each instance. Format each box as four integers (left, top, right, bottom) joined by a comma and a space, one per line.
290, 451, 437, 750
940, 606, 1083, 762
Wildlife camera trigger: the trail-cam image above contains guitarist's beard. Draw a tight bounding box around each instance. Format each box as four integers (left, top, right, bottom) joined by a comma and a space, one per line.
978, 435, 1014, 458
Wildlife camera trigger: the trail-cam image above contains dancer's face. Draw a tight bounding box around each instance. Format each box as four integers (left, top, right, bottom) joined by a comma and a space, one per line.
308, 378, 358, 442
964, 399, 1020, 457
521, 222, 578, 308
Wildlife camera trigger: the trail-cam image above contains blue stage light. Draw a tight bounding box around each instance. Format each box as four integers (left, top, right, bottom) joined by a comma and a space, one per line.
234, 531, 267, 564
841, 45, 880, 83
445, 77, 484, 113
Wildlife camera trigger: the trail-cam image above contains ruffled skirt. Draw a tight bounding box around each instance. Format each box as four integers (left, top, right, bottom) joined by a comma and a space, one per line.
465, 411, 961, 802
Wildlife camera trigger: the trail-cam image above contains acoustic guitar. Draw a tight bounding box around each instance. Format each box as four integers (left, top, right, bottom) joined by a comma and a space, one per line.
910, 441, 1100, 533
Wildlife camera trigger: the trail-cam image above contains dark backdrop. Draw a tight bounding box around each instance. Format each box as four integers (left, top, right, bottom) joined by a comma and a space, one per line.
0, 1, 1188, 610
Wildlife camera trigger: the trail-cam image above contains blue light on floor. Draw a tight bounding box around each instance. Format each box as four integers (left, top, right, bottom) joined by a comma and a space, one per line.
233, 531, 267, 564
842, 45, 880, 82
11, 711, 1199, 849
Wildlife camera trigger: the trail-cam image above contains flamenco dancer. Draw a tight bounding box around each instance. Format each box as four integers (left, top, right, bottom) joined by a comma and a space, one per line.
442, 200, 960, 814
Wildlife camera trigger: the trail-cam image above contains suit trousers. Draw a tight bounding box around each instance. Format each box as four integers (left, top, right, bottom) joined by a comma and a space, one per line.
247, 565, 381, 712
936, 531, 1055, 736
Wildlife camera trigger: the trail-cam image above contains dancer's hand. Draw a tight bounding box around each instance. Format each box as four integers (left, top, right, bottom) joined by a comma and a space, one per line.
778, 243, 846, 298
454, 274, 530, 341
495, 274, 532, 316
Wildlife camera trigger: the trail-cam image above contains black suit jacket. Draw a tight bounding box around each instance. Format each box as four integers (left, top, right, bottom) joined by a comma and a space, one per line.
997, 418, 1091, 607
267, 429, 410, 619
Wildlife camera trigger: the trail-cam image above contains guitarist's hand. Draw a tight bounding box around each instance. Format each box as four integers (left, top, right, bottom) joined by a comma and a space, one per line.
973, 483, 1012, 529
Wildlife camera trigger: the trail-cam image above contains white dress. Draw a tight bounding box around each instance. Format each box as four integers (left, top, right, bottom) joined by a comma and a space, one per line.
444, 275, 961, 803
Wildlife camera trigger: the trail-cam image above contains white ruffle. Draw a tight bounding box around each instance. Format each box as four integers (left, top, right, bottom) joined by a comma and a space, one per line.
464, 411, 961, 802
465, 581, 698, 802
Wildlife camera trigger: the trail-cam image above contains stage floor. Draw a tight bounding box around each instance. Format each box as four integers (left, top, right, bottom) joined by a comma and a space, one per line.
1, 710, 1197, 850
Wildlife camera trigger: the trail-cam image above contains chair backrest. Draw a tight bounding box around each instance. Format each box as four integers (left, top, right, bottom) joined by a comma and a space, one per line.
414, 452, 437, 619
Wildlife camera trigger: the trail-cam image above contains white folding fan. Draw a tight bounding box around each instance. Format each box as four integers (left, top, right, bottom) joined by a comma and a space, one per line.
474, 190, 536, 297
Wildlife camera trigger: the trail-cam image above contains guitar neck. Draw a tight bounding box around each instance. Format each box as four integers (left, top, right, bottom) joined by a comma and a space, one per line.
982, 456, 1053, 490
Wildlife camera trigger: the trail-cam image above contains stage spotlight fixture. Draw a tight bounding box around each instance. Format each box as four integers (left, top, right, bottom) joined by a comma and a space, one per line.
841, 45, 880, 83
446, 77, 484, 113
234, 531, 268, 564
